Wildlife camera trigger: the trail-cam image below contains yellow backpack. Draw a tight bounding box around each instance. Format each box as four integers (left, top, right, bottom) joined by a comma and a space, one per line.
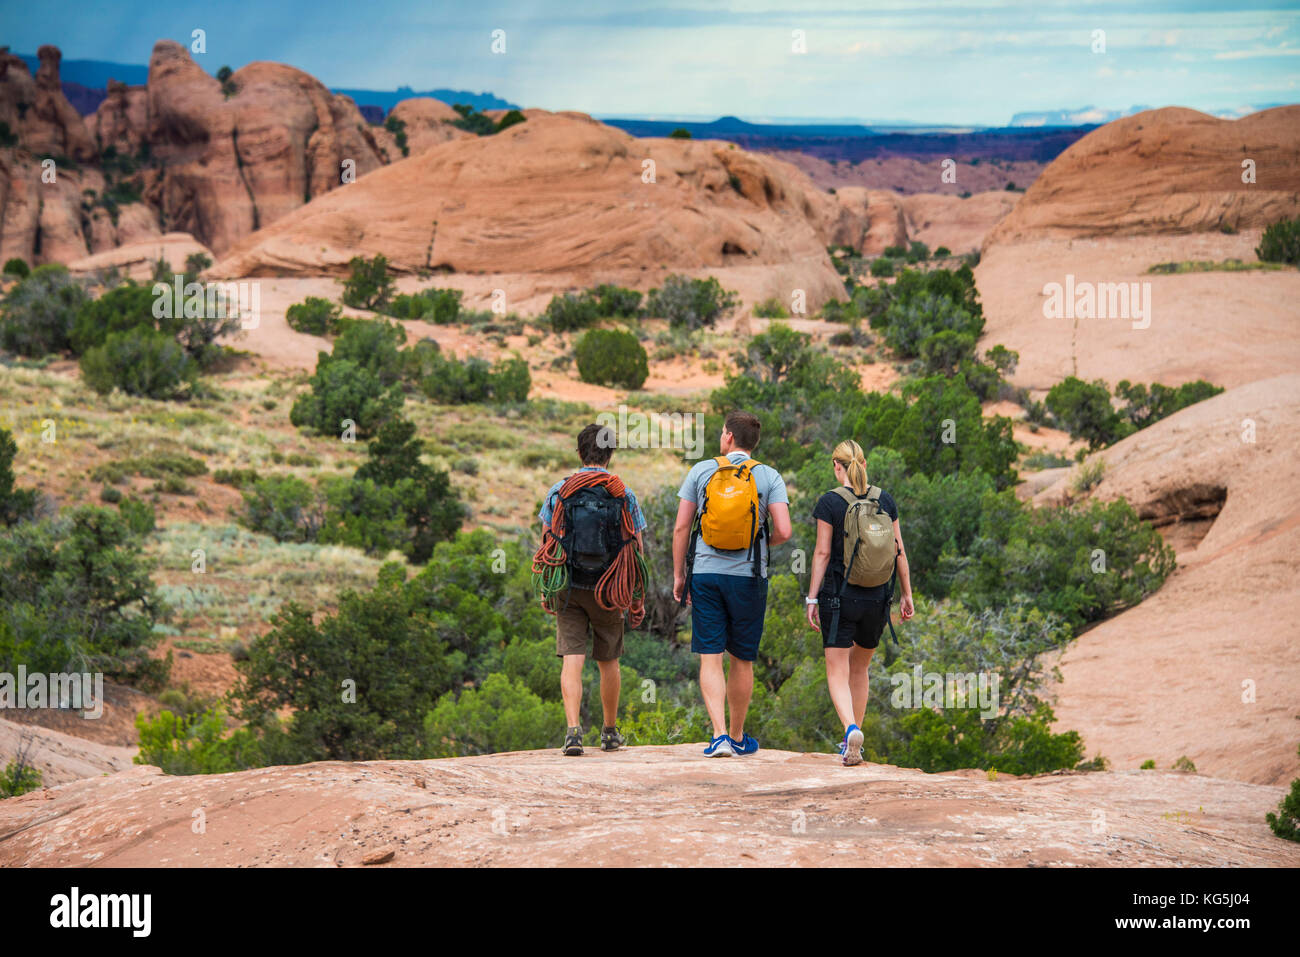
699, 456, 762, 552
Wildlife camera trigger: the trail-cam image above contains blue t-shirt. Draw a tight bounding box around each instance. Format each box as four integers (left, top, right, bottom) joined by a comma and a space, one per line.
539, 467, 647, 533
678, 451, 789, 578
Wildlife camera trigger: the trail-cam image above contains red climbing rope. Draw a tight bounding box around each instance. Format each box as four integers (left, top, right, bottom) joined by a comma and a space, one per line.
532, 470, 647, 628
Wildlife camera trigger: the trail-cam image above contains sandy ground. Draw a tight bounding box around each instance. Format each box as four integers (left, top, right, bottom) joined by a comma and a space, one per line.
975, 230, 1300, 391
1, 745, 1294, 867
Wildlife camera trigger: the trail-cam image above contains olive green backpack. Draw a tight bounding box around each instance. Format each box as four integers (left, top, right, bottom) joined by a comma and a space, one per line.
835, 486, 895, 588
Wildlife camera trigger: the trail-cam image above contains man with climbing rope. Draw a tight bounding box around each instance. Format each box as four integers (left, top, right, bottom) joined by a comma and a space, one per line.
534, 423, 648, 757
672, 411, 791, 758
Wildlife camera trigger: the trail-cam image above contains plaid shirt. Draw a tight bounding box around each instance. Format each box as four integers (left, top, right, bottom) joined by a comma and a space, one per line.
539, 467, 647, 533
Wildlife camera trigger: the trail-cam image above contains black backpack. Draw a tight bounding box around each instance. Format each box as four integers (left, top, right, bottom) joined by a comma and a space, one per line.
560, 485, 626, 587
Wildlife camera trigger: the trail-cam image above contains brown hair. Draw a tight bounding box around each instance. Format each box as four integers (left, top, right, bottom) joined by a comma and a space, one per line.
724, 411, 761, 452
577, 423, 616, 467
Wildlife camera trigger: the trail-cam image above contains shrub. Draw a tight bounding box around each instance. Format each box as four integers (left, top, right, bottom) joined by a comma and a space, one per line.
754, 297, 789, 318
574, 328, 649, 390
590, 284, 643, 318
69, 281, 160, 355
80, 327, 197, 399
934, 246, 952, 258
213, 467, 261, 488
290, 358, 403, 438
117, 497, 156, 536
286, 296, 344, 335
2, 258, 28, 279
0, 428, 37, 526
919, 329, 978, 375
0, 751, 42, 798
341, 254, 396, 311
1266, 745, 1300, 842
496, 109, 527, 132
669, 128, 692, 139
1256, 216, 1300, 265
0, 264, 88, 356
232, 566, 467, 762
870, 257, 895, 277
240, 475, 325, 543
881, 293, 982, 358
645, 274, 738, 330
0, 506, 166, 685
384, 114, 409, 157
1045, 377, 1131, 449
331, 317, 407, 385
424, 673, 564, 757
450, 104, 498, 136
943, 494, 1176, 631
387, 287, 462, 323
416, 344, 531, 404
134, 708, 264, 775
337, 417, 466, 562
1114, 379, 1224, 429
318, 476, 409, 555
543, 291, 601, 331
908, 240, 930, 262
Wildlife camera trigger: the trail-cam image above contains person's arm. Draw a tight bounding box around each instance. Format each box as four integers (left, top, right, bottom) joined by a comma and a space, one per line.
767, 501, 792, 546
672, 498, 697, 603
894, 518, 914, 621
806, 518, 833, 631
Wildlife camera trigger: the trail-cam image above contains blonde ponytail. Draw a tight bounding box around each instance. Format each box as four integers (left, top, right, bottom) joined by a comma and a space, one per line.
832, 439, 869, 495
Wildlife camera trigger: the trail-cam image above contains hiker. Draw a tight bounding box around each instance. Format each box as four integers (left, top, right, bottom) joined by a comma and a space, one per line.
533, 423, 649, 757
672, 411, 791, 757
805, 439, 914, 766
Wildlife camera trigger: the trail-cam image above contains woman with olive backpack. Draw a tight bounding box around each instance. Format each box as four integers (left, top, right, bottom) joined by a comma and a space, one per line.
805, 440, 915, 767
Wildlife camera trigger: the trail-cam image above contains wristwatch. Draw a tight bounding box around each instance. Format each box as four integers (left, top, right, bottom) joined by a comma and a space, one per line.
805, 596, 819, 605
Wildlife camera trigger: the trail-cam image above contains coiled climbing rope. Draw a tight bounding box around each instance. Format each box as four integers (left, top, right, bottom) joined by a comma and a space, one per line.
532, 470, 648, 628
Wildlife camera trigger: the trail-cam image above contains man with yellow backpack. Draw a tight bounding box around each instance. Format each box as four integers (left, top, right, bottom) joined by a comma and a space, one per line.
672, 411, 792, 757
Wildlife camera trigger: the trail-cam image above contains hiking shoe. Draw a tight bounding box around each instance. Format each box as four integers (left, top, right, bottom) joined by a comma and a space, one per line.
843, 724, 864, 767
562, 727, 584, 756
704, 734, 735, 757
600, 726, 625, 751
730, 733, 759, 756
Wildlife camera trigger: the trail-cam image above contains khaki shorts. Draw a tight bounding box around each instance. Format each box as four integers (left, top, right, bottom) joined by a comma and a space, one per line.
554, 588, 625, 660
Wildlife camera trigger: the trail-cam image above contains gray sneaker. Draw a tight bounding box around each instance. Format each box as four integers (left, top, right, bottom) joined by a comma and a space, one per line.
600, 726, 625, 751
562, 727, 584, 756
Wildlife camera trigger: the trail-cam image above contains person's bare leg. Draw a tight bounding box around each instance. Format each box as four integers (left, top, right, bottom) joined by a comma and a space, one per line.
699, 653, 727, 738
824, 647, 855, 730
850, 644, 875, 727
596, 658, 620, 728
726, 654, 754, 741
561, 654, 586, 728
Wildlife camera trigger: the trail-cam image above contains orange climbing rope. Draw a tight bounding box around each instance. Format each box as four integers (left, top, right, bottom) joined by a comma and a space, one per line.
532, 470, 647, 628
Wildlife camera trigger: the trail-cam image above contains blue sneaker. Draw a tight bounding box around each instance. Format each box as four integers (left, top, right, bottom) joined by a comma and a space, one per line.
843, 724, 864, 767
730, 733, 759, 756
704, 734, 735, 757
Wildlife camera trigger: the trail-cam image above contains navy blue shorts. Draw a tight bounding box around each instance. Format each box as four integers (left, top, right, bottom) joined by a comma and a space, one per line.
689, 573, 769, 661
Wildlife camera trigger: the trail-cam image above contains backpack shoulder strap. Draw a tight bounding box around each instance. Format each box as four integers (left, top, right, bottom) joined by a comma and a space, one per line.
833, 486, 857, 506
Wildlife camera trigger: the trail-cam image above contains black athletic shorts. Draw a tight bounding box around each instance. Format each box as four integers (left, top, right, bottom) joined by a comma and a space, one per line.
821, 595, 889, 650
